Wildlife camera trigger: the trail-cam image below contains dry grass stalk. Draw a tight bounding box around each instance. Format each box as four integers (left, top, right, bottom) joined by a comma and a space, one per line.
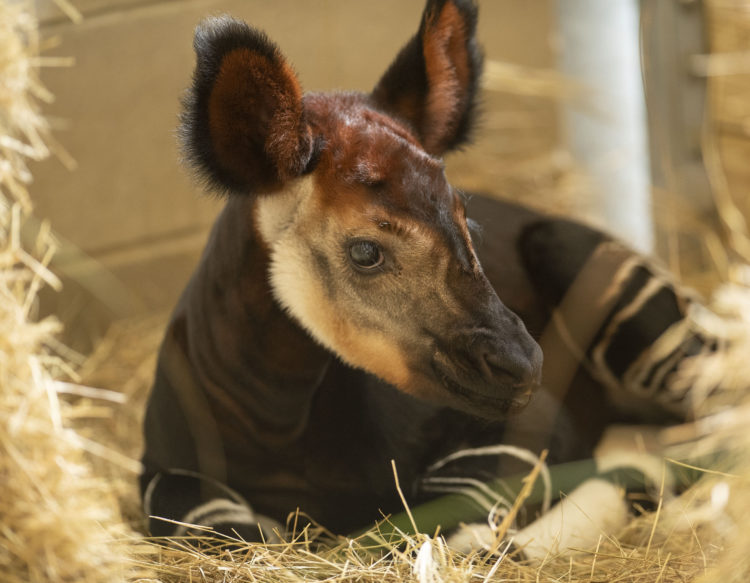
118, 514, 715, 583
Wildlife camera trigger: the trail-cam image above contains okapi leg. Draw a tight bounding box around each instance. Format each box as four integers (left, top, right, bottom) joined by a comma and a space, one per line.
143, 469, 282, 542
141, 335, 285, 543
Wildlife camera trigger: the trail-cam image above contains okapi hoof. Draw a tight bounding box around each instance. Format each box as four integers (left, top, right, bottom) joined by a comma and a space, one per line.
143, 469, 283, 545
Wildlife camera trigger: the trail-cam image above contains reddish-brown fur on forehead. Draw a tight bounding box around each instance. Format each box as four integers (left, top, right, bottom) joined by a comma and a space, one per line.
303, 93, 478, 272
304, 94, 445, 208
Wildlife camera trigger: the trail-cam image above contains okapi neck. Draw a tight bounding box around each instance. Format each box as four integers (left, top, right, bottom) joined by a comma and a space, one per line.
180, 196, 332, 445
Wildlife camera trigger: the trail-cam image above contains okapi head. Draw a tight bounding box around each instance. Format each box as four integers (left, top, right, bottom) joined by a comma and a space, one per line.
181, 0, 542, 419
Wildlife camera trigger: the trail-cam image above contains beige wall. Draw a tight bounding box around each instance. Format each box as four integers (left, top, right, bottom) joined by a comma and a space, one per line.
32, 0, 558, 346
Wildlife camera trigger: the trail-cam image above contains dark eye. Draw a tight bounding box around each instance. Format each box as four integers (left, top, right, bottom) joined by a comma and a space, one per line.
348, 240, 384, 270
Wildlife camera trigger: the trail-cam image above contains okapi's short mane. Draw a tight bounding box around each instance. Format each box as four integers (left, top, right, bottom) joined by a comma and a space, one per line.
180, 16, 317, 196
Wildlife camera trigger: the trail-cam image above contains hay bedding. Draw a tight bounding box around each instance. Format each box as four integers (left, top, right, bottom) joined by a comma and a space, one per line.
2, 1, 750, 582
0, 2, 140, 581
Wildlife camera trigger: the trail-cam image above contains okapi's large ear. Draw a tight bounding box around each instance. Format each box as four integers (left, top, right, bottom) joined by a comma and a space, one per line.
371, 0, 482, 156
180, 16, 315, 195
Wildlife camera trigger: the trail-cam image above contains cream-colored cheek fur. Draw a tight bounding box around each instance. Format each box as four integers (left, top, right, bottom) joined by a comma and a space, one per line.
254, 177, 411, 389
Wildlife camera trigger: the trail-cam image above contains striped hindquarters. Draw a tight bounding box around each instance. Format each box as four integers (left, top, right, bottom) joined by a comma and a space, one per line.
520, 219, 719, 418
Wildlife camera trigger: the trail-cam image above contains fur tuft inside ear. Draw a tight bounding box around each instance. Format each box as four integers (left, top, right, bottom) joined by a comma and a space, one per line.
371, 0, 482, 156
181, 16, 315, 195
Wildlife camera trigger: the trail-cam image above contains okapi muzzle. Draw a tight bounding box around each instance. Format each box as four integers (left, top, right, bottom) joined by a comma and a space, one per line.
430, 281, 543, 416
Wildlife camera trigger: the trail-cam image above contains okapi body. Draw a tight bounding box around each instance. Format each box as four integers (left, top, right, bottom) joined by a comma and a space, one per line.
141, 0, 709, 540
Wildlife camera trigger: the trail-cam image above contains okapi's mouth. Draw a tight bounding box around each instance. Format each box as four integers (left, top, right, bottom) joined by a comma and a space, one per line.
433, 361, 537, 418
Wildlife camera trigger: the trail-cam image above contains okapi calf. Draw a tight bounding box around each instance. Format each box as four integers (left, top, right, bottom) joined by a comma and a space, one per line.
141, 0, 712, 541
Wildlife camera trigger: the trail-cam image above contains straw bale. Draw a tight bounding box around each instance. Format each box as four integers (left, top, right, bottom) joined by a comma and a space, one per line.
0, 2, 141, 581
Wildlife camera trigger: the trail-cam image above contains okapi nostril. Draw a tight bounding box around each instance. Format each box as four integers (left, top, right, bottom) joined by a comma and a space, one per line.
480, 348, 541, 387
482, 353, 524, 384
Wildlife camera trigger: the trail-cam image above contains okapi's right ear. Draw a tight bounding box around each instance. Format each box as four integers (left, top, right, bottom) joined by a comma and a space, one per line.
180, 16, 315, 195
371, 0, 482, 156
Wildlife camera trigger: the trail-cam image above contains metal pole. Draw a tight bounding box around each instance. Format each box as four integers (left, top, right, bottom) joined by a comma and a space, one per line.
556, 0, 654, 254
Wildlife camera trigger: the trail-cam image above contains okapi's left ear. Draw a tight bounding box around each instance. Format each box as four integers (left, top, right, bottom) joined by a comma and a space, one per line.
371, 0, 482, 156
180, 16, 315, 195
